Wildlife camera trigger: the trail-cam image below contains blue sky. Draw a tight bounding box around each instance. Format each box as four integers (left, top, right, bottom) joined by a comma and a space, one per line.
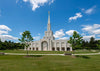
0, 0, 100, 42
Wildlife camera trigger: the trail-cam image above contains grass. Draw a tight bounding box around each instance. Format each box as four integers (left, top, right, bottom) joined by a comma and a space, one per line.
0, 49, 100, 54
0, 55, 100, 71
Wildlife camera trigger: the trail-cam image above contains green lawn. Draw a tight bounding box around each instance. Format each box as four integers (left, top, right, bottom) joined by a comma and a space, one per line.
0, 50, 100, 54
0, 55, 100, 71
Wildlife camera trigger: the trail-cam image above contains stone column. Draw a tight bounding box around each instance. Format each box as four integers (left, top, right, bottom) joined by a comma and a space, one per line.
27, 47, 29, 50
66, 43, 68, 51
39, 41, 41, 51
48, 40, 51, 51
50, 40, 52, 51
65, 42, 67, 51
31, 44, 33, 51
70, 47, 72, 51
35, 44, 36, 51
60, 42, 61, 51
55, 41, 57, 51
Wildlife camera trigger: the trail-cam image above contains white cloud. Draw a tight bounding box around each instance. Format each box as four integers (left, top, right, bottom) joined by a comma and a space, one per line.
97, 35, 100, 37
23, 0, 28, 2
85, 6, 96, 14
69, 13, 82, 21
0, 25, 11, 35
82, 25, 92, 32
54, 29, 65, 38
82, 24, 100, 35
0, 30, 8, 35
0, 25, 18, 41
59, 37, 68, 40
23, 0, 54, 11
49, 0, 54, 4
33, 36, 40, 40
81, 33, 86, 36
93, 24, 100, 29
66, 30, 78, 36
93, 29, 100, 34
38, 33, 40, 35
33, 33, 41, 40
0, 35, 18, 42
0, 25, 11, 31
83, 35, 95, 41
81, 8, 85, 11
16, 0, 19, 3
82, 24, 100, 41
20, 32, 23, 35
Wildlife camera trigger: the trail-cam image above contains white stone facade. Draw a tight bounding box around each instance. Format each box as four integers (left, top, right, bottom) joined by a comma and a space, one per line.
25, 12, 72, 51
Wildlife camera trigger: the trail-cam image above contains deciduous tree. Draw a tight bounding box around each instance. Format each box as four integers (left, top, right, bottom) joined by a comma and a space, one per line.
19, 31, 33, 55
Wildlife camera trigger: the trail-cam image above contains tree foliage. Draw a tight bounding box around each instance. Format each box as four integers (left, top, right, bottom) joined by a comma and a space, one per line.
0, 40, 24, 50
68, 31, 83, 50
18, 31, 33, 55
19, 31, 33, 42
68, 31, 100, 50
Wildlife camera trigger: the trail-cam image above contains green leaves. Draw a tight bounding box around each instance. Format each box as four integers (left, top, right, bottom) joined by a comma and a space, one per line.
18, 31, 33, 55
19, 31, 33, 42
18, 30, 33, 48
68, 31, 83, 50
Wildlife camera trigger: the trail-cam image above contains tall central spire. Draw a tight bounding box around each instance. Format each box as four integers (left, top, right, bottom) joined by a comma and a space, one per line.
47, 11, 51, 31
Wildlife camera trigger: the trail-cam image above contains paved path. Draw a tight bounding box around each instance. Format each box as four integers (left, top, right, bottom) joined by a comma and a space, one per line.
5, 53, 64, 56
4, 52, 100, 56
72, 52, 100, 55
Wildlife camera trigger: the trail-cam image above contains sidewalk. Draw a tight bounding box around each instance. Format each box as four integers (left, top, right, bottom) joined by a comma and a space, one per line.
4, 52, 100, 56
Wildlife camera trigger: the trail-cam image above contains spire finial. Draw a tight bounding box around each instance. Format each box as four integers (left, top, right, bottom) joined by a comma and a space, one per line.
48, 11, 50, 14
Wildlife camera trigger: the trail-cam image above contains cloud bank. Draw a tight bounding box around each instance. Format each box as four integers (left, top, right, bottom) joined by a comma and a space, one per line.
66, 30, 78, 36
0, 25, 18, 41
54, 29, 65, 39
23, 0, 54, 11
85, 6, 96, 14
69, 13, 82, 21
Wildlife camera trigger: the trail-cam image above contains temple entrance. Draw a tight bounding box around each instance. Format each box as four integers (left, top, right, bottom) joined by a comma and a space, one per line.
41, 41, 48, 51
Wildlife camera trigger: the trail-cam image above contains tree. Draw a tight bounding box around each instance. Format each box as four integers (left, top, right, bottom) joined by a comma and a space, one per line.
97, 40, 100, 50
81, 40, 86, 49
18, 31, 33, 55
68, 31, 83, 50
89, 37, 97, 49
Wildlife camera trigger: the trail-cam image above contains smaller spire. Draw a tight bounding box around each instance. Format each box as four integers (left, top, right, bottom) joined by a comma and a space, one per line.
47, 11, 51, 31
48, 11, 50, 24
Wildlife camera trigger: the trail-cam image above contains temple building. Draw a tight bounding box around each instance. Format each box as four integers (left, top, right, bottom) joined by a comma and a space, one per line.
25, 12, 72, 51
